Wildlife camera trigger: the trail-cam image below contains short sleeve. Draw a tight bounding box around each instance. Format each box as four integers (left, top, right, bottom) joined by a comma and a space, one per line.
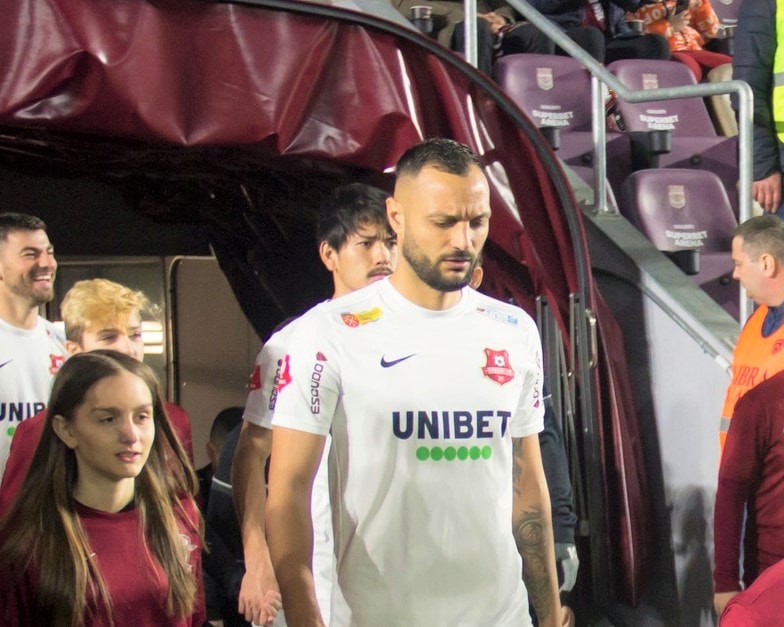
271, 308, 340, 436
510, 314, 545, 439
243, 327, 291, 429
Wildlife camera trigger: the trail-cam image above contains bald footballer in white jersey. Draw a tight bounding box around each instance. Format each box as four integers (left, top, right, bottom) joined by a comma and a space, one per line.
266, 138, 562, 627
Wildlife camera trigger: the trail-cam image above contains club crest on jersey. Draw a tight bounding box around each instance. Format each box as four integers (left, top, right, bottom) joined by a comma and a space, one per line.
49, 354, 65, 375
340, 307, 382, 327
276, 354, 292, 393
482, 349, 514, 385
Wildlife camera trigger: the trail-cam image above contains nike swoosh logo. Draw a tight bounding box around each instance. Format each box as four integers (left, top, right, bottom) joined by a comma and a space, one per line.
0, 360, 11, 369
380, 354, 416, 368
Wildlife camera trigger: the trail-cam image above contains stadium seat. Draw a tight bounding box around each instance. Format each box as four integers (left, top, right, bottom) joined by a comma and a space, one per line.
711, 0, 743, 30
494, 53, 633, 194
608, 58, 739, 214
620, 168, 738, 318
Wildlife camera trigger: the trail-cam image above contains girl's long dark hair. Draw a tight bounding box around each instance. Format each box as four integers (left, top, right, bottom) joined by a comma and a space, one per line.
0, 350, 200, 627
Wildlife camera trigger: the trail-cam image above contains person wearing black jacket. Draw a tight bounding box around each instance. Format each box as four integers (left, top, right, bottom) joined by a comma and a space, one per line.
512, 0, 670, 63
732, 0, 784, 215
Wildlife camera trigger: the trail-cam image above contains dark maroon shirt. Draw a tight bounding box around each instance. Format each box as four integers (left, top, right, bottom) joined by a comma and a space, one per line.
721, 557, 784, 625
714, 370, 784, 591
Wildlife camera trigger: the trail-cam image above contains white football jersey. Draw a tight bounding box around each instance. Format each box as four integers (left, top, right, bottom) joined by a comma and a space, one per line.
244, 318, 334, 624
0, 316, 66, 482
273, 278, 544, 627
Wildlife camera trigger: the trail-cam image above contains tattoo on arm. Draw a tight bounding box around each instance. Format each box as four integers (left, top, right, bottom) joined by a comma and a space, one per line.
513, 438, 553, 622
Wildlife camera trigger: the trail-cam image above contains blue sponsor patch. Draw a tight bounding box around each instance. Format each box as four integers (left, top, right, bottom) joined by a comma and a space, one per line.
476, 307, 519, 326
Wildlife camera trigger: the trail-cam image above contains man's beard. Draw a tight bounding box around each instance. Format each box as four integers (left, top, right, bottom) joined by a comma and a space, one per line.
11, 271, 55, 305
402, 238, 477, 292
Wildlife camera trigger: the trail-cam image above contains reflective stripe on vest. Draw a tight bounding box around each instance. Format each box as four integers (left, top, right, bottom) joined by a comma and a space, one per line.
775, 0, 784, 139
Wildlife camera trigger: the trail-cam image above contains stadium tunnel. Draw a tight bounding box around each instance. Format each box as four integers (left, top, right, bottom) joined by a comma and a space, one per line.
0, 0, 657, 620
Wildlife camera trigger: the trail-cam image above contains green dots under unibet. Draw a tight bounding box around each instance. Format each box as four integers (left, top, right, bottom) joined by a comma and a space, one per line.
415, 444, 493, 461
6, 426, 15, 437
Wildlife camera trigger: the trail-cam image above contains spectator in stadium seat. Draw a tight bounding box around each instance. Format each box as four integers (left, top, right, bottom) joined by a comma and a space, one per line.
629, 0, 731, 81
0, 212, 67, 484
231, 182, 397, 626
0, 350, 204, 626
0, 278, 194, 514
391, 0, 514, 47
390, 0, 540, 74
524, 0, 670, 63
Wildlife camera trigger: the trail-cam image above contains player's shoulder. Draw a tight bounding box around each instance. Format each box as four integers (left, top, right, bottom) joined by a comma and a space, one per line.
38, 316, 66, 344
471, 290, 537, 332
316, 281, 385, 328
265, 314, 305, 347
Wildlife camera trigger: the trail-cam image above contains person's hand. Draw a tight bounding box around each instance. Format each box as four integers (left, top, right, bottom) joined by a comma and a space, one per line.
668, 10, 690, 32
237, 567, 283, 626
752, 171, 782, 212
714, 590, 741, 616
478, 11, 508, 34
555, 543, 580, 592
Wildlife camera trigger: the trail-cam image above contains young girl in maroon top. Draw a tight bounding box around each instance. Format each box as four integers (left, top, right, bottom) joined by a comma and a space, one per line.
0, 350, 205, 626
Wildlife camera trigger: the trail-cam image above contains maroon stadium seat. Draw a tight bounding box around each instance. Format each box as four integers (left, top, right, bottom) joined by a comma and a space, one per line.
620, 168, 738, 318
608, 59, 739, 215
494, 53, 633, 196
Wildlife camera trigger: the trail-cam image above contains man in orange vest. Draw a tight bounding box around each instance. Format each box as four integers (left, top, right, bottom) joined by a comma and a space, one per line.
721, 215, 784, 450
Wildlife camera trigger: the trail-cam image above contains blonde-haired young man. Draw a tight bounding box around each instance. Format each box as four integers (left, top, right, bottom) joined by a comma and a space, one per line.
0, 278, 193, 514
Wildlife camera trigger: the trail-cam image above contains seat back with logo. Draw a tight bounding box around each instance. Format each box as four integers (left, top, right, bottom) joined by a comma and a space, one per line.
608, 59, 739, 215
494, 54, 632, 196
620, 168, 739, 317
711, 0, 743, 28
607, 59, 717, 137
494, 54, 593, 131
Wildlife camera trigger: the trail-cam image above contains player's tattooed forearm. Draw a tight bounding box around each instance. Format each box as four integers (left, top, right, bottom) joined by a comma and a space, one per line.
515, 509, 553, 622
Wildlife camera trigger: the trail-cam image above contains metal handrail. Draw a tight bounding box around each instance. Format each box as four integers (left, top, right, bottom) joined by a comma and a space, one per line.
463, 0, 754, 322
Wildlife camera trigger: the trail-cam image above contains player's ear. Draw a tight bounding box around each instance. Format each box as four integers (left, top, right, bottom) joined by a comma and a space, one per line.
386, 196, 404, 236
319, 240, 338, 272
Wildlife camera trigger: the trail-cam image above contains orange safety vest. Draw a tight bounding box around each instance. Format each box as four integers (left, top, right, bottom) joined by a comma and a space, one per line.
721, 306, 784, 450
